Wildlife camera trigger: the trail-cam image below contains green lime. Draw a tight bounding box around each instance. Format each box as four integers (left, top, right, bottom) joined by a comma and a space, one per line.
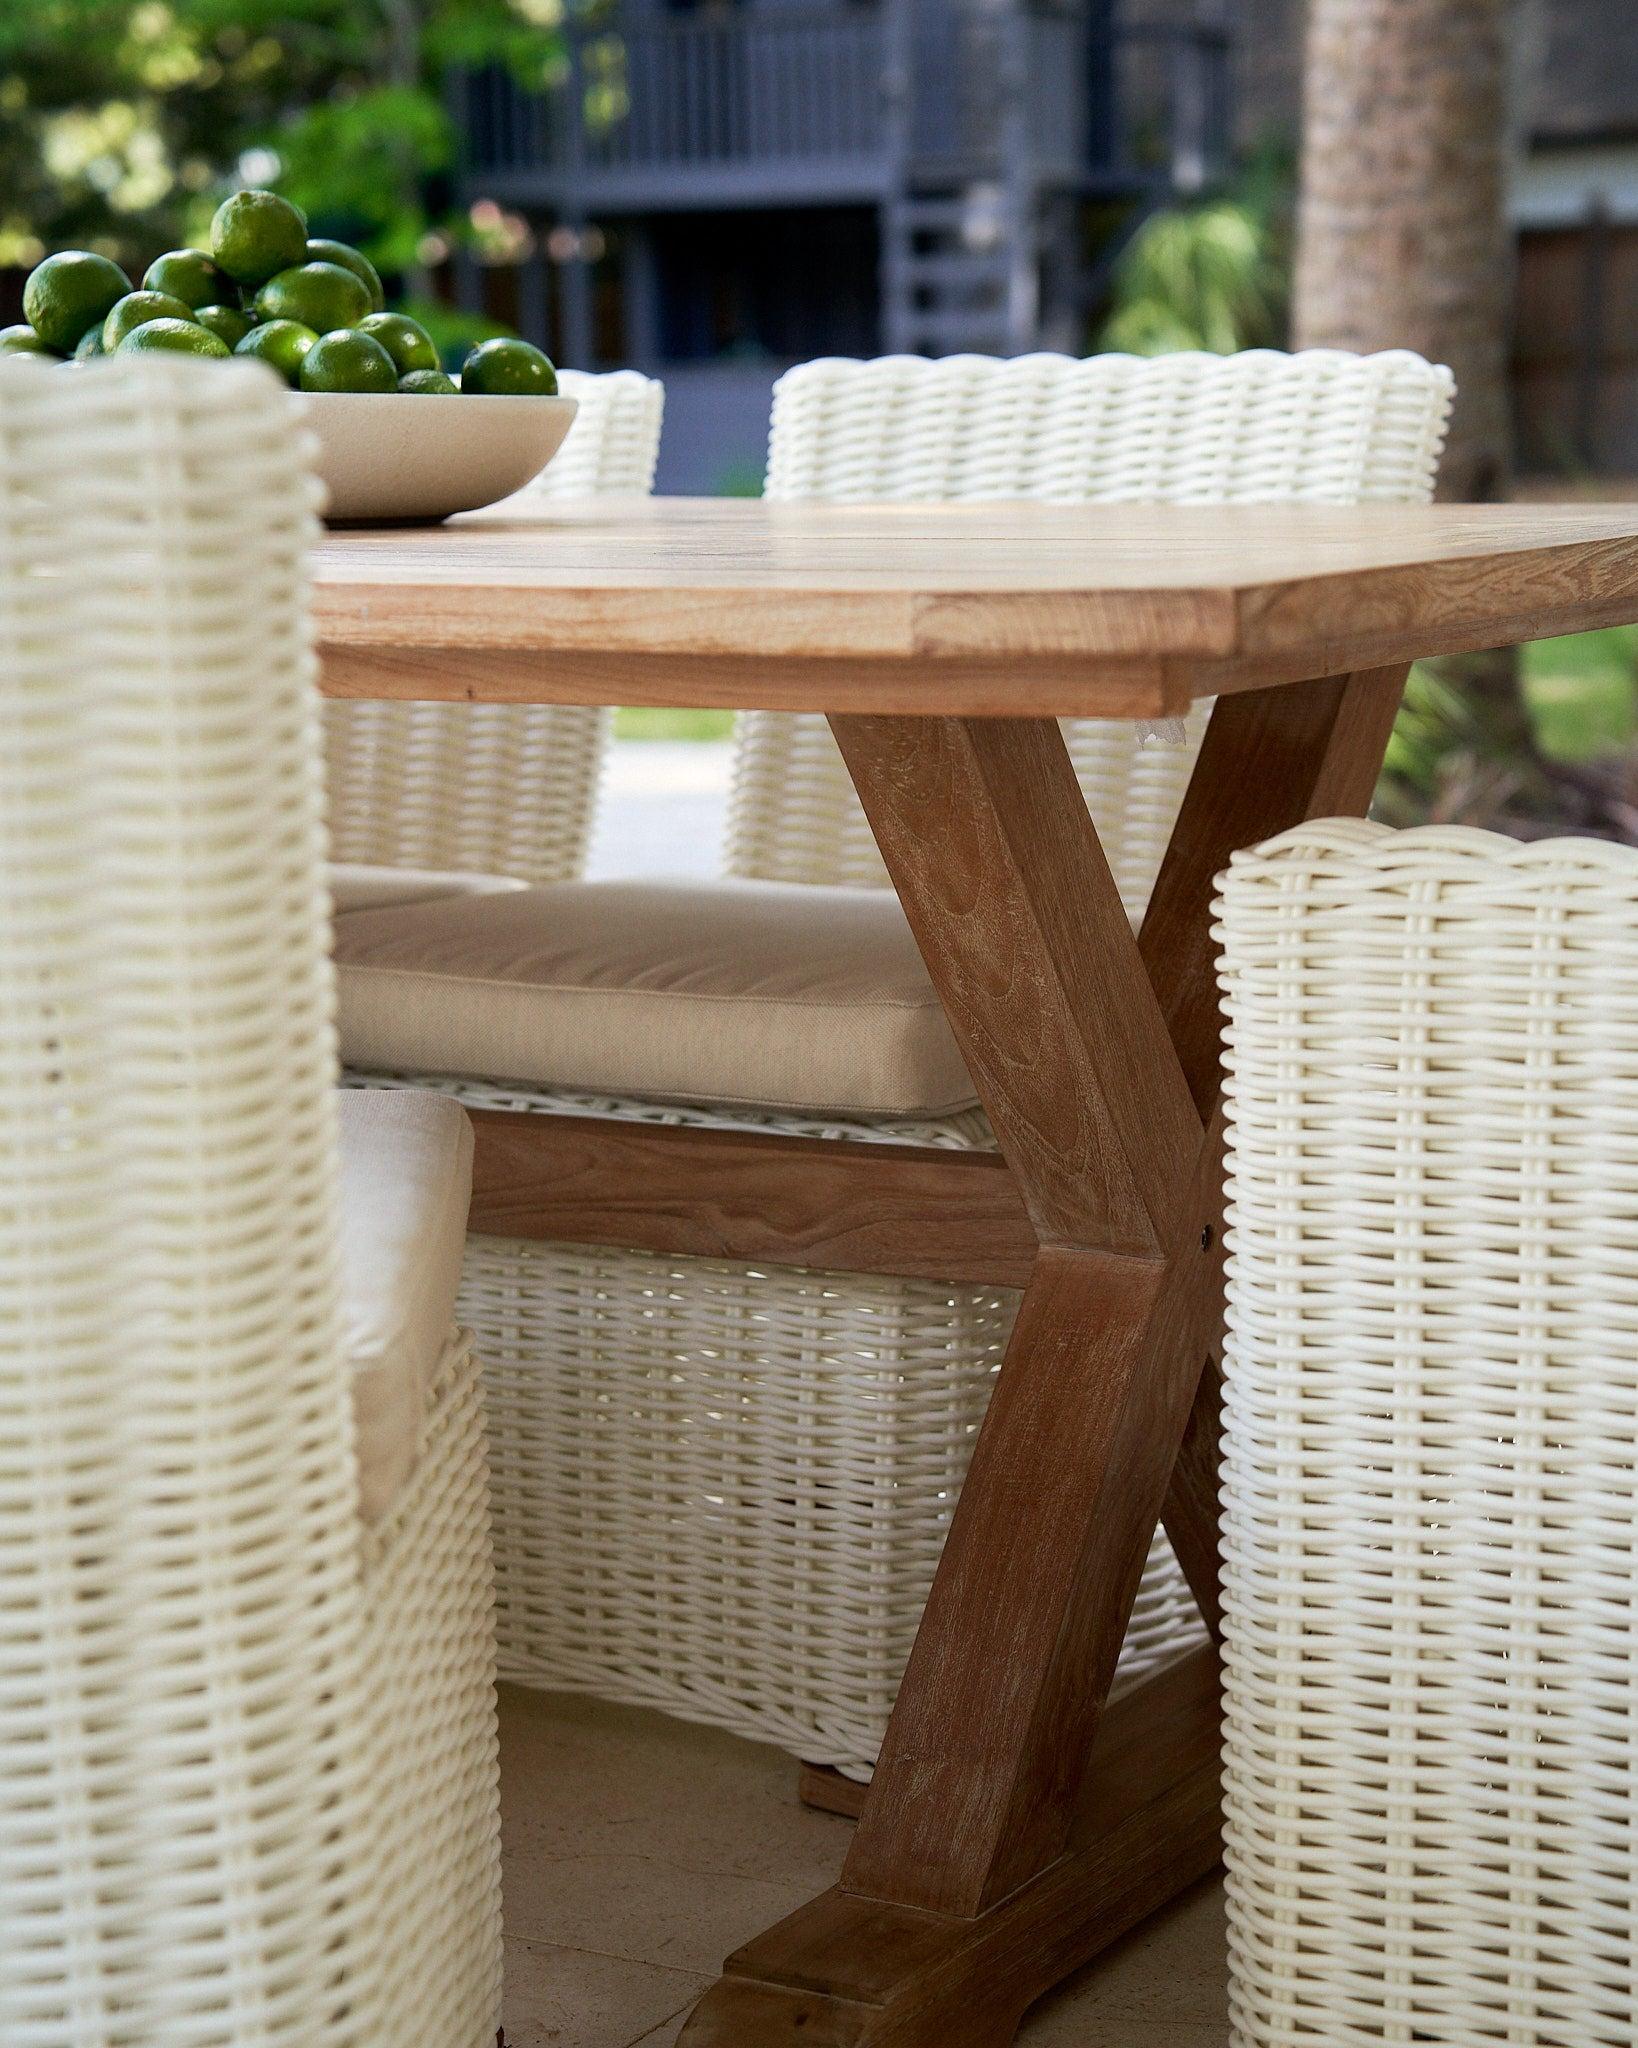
116, 318, 231, 358
73, 324, 106, 361
306, 238, 385, 314
23, 250, 132, 352
233, 319, 318, 383
0, 323, 55, 356
210, 188, 308, 287
195, 304, 256, 348
254, 260, 370, 334
103, 290, 195, 350
358, 311, 438, 376
143, 248, 234, 311
461, 336, 558, 396
298, 328, 398, 393
397, 368, 459, 394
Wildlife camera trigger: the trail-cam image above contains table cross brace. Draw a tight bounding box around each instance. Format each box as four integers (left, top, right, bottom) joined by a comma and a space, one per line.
678, 665, 1408, 2047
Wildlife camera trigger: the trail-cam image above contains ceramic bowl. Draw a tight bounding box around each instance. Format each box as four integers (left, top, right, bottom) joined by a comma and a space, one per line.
302, 390, 579, 522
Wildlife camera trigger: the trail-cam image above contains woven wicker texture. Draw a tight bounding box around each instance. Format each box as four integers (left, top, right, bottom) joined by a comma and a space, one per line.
322, 368, 663, 884
0, 357, 499, 2045
363, 1332, 503, 2046
475, 1238, 1016, 1759
347, 1068, 997, 1149
726, 349, 1454, 914
1216, 819, 1638, 2048
531, 366, 666, 500
465, 1228, 1195, 1763
342, 1075, 1196, 1774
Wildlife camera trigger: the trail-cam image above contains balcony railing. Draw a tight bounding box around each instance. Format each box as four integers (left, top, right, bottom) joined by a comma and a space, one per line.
458, 4, 1229, 208
464, 8, 891, 202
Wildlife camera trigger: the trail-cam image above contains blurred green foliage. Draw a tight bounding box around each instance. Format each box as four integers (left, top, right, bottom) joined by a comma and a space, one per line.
0, 0, 561, 278
1379, 633, 1638, 830
1099, 149, 1291, 356
711, 458, 765, 498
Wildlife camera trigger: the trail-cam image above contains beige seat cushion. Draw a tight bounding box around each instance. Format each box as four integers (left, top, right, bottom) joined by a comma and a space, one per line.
334, 879, 978, 1118
330, 863, 528, 917
336, 1087, 474, 1524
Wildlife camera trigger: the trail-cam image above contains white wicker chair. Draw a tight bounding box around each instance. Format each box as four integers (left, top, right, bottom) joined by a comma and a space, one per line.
323, 367, 663, 885
1217, 819, 1638, 2048
340, 348, 1454, 1784
0, 356, 500, 2046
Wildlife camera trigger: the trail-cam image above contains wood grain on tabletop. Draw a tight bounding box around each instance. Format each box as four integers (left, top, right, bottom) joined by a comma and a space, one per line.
314, 498, 1638, 717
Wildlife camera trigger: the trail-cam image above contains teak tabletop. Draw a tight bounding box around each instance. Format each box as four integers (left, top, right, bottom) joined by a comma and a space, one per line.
319, 499, 1638, 2048
314, 496, 1638, 717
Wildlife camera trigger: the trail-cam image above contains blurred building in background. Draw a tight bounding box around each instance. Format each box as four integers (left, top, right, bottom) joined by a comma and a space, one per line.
452, 0, 1232, 490
1508, 8, 1638, 477
452, 0, 1637, 491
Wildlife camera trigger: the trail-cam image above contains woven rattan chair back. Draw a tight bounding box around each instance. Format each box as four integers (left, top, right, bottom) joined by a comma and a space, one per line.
323, 367, 664, 884
0, 356, 393, 2041
1217, 819, 1638, 2047
726, 350, 1453, 920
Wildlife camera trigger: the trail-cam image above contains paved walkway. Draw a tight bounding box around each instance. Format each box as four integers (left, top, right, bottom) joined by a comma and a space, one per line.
498, 1683, 1229, 2048
587, 741, 732, 881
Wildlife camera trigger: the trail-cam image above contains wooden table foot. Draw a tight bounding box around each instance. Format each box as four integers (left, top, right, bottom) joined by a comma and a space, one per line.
799, 1764, 870, 1821
681, 1650, 1221, 2048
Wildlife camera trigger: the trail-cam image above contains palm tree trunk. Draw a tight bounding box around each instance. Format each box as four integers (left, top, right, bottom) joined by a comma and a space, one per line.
1290, 0, 1614, 832
1293, 0, 1514, 504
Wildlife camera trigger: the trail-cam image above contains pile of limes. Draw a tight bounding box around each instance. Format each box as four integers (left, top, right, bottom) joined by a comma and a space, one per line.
0, 188, 558, 397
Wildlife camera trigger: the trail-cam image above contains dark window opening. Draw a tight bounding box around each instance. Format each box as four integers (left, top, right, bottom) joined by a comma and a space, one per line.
651, 206, 879, 361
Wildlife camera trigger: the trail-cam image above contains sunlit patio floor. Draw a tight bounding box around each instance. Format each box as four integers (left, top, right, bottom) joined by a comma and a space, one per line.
497, 1682, 1229, 2047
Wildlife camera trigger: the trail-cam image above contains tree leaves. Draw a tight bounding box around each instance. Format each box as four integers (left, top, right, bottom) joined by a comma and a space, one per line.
2, 0, 559, 275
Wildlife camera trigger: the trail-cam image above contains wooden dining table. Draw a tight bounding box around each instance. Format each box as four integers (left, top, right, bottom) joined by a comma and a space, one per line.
315, 496, 1638, 2048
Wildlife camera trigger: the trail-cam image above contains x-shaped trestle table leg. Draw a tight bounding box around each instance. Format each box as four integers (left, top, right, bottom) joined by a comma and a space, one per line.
679, 667, 1409, 2048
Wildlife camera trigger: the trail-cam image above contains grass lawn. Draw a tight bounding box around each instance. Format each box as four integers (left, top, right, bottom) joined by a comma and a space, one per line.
1520, 627, 1638, 761
612, 707, 736, 742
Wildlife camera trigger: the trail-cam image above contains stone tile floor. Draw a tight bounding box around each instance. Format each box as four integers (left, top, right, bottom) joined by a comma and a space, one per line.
497, 1683, 1229, 2047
